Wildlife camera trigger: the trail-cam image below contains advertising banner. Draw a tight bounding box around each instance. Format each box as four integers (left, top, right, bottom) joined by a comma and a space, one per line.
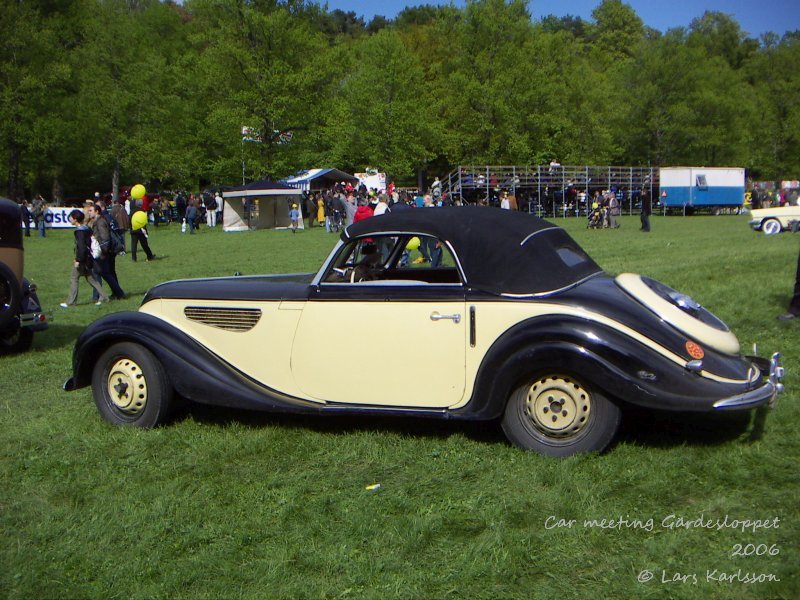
22, 207, 77, 229
355, 172, 387, 193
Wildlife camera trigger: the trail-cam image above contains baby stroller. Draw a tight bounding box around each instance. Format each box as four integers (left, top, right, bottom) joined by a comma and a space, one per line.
330, 209, 344, 232
587, 205, 604, 229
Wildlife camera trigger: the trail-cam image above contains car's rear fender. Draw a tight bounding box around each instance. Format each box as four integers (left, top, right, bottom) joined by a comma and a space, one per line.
65, 311, 321, 413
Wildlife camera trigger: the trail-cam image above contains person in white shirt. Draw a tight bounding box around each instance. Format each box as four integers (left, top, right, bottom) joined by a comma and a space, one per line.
373, 193, 390, 216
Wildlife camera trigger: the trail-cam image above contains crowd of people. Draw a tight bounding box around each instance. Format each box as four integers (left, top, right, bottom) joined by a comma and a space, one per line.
302, 179, 465, 233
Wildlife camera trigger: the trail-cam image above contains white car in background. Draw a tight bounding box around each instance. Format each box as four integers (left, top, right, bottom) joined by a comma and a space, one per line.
749, 205, 800, 235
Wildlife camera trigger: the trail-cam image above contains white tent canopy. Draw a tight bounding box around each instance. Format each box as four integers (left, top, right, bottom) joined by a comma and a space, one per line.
283, 168, 358, 192
222, 180, 304, 232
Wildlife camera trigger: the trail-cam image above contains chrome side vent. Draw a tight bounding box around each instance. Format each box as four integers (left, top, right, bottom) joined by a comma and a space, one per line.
184, 306, 262, 332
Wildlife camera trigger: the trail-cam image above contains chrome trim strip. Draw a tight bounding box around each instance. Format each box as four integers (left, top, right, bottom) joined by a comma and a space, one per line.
519, 226, 560, 247
498, 271, 604, 299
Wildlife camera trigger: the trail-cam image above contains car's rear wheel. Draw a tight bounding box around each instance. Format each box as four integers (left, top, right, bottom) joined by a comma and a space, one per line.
92, 342, 173, 428
501, 374, 621, 457
762, 218, 782, 235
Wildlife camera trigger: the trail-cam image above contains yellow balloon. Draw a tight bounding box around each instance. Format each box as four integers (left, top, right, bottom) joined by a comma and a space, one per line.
131, 184, 146, 200
406, 236, 421, 251
131, 210, 148, 231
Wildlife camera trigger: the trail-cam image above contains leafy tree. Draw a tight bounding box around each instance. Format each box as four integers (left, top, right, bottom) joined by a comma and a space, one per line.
0, 1, 76, 199
323, 28, 434, 179
741, 34, 800, 177
688, 11, 755, 69
540, 14, 587, 38
589, 0, 644, 60
187, 0, 332, 183
620, 29, 754, 167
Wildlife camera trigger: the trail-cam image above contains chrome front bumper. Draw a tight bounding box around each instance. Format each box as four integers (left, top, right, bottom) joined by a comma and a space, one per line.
713, 353, 785, 410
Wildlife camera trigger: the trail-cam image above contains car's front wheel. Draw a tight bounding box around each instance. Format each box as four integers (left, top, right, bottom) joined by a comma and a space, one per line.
92, 342, 173, 428
501, 374, 621, 457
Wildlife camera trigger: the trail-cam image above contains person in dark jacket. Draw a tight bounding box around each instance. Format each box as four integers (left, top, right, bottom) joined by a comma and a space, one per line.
640, 188, 652, 232
19, 199, 31, 237
110, 198, 130, 252
86, 201, 126, 300
59, 210, 108, 307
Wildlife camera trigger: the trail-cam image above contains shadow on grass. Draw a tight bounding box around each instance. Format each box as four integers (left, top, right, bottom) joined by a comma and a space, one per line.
615, 406, 758, 450
179, 401, 762, 451
182, 403, 507, 446
29, 324, 87, 352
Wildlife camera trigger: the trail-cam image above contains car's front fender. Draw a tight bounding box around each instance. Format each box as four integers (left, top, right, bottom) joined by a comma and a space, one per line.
454, 315, 759, 420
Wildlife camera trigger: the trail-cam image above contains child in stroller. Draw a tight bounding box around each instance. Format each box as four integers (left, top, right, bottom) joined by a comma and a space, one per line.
587, 203, 604, 229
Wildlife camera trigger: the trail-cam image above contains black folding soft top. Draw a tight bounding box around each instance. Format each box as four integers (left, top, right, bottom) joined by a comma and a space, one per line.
343, 205, 603, 296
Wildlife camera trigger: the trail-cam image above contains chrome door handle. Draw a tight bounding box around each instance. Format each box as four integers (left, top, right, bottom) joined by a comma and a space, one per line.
430, 311, 461, 324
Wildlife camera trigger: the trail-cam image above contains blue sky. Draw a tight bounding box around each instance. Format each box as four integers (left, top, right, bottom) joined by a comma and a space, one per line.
323, 0, 800, 37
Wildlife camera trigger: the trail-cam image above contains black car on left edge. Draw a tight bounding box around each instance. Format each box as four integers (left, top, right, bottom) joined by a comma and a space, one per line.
0, 197, 47, 353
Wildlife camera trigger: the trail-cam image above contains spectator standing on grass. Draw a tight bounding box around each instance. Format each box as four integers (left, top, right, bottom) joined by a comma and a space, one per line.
59, 209, 108, 307
19, 199, 31, 237
316, 195, 325, 228
215, 192, 224, 226
607, 193, 620, 228
306, 192, 317, 228
289, 203, 301, 233
176, 192, 187, 221
131, 219, 156, 262
777, 245, 800, 321
640, 188, 651, 232
185, 198, 198, 234
345, 192, 357, 226
206, 193, 217, 228
32, 194, 46, 237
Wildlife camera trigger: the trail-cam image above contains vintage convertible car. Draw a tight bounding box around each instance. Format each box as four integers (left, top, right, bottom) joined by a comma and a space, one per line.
749, 205, 800, 235
64, 207, 784, 456
1, 197, 48, 353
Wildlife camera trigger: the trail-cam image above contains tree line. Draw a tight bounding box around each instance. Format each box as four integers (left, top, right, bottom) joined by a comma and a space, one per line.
2, 0, 798, 201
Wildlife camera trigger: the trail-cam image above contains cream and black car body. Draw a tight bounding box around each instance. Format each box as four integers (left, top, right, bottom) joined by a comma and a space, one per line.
748, 205, 800, 235
65, 206, 784, 456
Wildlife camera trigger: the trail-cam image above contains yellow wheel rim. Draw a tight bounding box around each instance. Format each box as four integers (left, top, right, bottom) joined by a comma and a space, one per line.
107, 358, 147, 415
524, 376, 591, 438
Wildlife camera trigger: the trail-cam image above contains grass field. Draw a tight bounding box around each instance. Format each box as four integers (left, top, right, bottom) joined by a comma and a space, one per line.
2, 213, 798, 599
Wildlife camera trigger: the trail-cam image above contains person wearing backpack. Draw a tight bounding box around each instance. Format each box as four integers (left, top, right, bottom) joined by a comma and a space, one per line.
85, 201, 126, 300
59, 210, 108, 307
110, 198, 130, 252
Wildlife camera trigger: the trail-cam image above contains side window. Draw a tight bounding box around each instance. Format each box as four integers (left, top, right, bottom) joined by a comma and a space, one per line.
323, 235, 462, 284
695, 175, 708, 189
391, 235, 461, 284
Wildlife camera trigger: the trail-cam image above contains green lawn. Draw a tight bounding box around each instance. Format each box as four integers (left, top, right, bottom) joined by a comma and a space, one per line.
2, 214, 798, 599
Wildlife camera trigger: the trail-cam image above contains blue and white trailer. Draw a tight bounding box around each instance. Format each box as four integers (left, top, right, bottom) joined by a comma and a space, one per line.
659, 167, 745, 213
